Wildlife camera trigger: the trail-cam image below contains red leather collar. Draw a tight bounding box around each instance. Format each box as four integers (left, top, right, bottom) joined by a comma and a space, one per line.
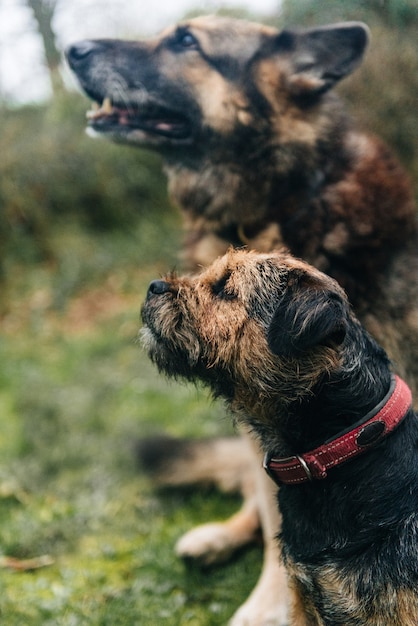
264, 375, 412, 486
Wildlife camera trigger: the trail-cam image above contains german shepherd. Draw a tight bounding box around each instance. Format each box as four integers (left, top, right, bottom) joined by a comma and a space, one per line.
67, 15, 418, 626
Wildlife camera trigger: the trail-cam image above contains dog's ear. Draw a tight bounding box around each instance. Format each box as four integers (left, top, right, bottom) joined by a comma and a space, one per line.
268, 274, 348, 357
274, 22, 369, 96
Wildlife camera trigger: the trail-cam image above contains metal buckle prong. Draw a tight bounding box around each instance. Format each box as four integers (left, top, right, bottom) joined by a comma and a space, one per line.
296, 455, 313, 481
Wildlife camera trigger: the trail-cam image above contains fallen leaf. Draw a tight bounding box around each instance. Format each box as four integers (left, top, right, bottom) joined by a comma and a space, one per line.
0, 555, 54, 571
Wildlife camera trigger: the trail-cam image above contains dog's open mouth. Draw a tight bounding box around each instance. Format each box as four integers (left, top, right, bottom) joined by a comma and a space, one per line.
86, 97, 191, 141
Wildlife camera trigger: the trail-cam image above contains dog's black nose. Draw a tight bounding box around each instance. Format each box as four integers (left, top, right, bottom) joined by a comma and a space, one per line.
66, 40, 100, 67
147, 280, 171, 297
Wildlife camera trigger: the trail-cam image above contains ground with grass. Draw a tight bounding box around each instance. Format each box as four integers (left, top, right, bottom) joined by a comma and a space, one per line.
0, 214, 262, 625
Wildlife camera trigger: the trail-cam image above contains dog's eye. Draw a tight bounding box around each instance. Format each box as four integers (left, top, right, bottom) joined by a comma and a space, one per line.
212, 273, 236, 300
174, 30, 198, 50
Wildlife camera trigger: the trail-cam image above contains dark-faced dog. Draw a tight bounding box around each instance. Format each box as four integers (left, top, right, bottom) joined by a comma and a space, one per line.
141, 248, 418, 626
67, 15, 418, 625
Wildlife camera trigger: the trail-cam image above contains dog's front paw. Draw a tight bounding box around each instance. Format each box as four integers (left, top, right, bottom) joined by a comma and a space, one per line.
175, 521, 255, 567
229, 595, 288, 626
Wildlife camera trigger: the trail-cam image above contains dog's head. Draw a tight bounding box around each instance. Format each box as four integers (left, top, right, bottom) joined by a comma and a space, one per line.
66, 15, 369, 151
141, 249, 360, 422
141, 248, 392, 448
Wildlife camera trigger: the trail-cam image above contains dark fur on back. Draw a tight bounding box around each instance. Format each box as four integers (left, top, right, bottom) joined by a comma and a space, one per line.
141, 249, 418, 624
67, 15, 418, 398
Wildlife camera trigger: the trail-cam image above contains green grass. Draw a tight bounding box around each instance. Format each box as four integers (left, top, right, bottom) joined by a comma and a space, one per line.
0, 215, 262, 625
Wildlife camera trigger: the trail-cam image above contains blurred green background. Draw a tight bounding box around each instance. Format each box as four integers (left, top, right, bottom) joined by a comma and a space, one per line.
0, 1, 417, 624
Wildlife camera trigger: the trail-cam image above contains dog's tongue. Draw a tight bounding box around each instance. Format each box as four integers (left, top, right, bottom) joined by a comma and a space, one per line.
154, 121, 176, 132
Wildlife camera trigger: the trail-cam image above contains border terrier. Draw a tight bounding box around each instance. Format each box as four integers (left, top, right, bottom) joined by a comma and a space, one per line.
141, 248, 418, 626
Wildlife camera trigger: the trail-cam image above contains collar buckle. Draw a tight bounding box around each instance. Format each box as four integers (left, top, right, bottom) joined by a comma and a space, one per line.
263, 453, 314, 486
263, 375, 412, 486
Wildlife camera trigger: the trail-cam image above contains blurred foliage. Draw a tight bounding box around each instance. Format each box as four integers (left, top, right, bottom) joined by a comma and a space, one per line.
0, 91, 171, 276
281, 0, 418, 28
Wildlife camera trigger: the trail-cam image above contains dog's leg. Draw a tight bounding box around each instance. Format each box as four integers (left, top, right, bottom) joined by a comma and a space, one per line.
229, 435, 289, 626
175, 433, 261, 566
175, 491, 260, 566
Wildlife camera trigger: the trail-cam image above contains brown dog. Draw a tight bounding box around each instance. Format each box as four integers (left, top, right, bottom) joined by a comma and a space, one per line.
141, 248, 418, 625
67, 15, 418, 625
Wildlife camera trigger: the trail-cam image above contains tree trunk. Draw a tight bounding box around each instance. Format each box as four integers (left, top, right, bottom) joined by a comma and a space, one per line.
26, 0, 64, 94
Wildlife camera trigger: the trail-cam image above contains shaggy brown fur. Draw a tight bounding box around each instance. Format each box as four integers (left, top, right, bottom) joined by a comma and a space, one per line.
141, 248, 418, 626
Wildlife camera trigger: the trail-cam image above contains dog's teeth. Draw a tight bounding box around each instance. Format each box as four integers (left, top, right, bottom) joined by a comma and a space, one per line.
102, 97, 113, 113
86, 99, 113, 120
86, 102, 100, 119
